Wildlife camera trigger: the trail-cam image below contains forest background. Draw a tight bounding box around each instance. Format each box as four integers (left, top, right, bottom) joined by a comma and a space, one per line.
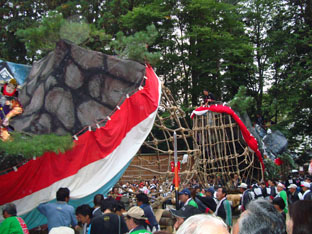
0, 0, 311, 165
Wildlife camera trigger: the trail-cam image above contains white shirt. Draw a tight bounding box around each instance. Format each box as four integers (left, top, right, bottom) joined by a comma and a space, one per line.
184, 197, 193, 206
215, 197, 226, 215
92, 207, 101, 215
303, 189, 311, 199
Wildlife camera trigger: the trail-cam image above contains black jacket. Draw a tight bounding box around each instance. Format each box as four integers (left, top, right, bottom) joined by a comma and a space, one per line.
303, 190, 312, 200
288, 191, 301, 204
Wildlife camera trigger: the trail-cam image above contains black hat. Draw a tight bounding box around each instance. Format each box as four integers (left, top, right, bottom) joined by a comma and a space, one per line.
170, 205, 201, 220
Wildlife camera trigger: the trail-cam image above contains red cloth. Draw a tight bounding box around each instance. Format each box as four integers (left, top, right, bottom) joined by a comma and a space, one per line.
0, 64, 160, 205
274, 158, 283, 166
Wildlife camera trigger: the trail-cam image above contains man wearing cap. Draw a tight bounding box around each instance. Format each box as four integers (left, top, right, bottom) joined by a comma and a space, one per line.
178, 188, 198, 208
287, 184, 303, 205
204, 187, 215, 198
0, 203, 29, 234
238, 183, 253, 212
170, 205, 202, 230
196, 187, 217, 213
301, 181, 312, 200
124, 206, 152, 234
276, 183, 288, 213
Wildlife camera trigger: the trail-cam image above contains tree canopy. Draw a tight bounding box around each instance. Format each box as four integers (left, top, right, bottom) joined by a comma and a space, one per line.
1, 0, 311, 160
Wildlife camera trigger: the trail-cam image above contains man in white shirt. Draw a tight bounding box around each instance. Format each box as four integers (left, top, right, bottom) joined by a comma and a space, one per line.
301, 181, 312, 200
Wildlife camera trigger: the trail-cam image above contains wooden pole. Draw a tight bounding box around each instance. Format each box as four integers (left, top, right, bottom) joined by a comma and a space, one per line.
174, 131, 179, 210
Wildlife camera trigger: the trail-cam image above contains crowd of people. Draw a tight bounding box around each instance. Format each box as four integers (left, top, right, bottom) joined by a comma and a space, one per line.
1, 173, 312, 234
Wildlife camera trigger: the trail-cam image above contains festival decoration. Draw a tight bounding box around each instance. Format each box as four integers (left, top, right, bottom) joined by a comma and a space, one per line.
0, 79, 23, 141
274, 157, 283, 166
0, 41, 161, 229
134, 102, 265, 188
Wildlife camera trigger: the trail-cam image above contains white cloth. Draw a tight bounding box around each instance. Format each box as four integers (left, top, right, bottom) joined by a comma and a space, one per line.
214, 197, 226, 215
309, 162, 312, 175
92, 207, 101, 215
254, 187, 262, 196
184, 198, 193, 206
303, 189, 311, 199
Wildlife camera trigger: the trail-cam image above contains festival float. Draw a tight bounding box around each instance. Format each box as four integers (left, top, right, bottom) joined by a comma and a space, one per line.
0, 39, 289, 230
0, 40, 161, 229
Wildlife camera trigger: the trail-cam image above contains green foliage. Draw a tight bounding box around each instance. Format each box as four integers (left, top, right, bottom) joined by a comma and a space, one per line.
0, 132, 74, 158
264, 158, 280, 180
0, 0, 311, 161
264, 152, 296, 180
279, 152, 295, 169
16, 10, 110, 60
109, 24, 161, 64
228, 86, 255, 114
16, 11, 64, 59
59, 16, 91, 44
262, 0, 312, 152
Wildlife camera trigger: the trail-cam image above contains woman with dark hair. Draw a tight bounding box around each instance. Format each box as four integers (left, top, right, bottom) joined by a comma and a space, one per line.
287, 200, 312, 234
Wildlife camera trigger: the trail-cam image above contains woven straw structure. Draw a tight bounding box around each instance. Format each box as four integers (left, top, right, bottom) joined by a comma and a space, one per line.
127, 84, 264, 188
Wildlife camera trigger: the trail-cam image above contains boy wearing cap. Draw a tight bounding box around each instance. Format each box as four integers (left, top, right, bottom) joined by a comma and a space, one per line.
124, 206, 152, 234
301, 181, 312, 200
178, 188, 198, 208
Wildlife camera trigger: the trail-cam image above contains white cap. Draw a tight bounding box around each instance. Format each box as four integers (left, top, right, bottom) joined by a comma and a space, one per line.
49, 227, 75, 234
277, 183, 285, 189
287, 184, 297, 189
238, 183, 248, 189
123, 206, 147, 220
301, 181, 311, 188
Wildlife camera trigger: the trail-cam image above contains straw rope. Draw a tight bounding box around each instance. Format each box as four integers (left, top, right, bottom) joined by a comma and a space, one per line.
135, 84, 264, 188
